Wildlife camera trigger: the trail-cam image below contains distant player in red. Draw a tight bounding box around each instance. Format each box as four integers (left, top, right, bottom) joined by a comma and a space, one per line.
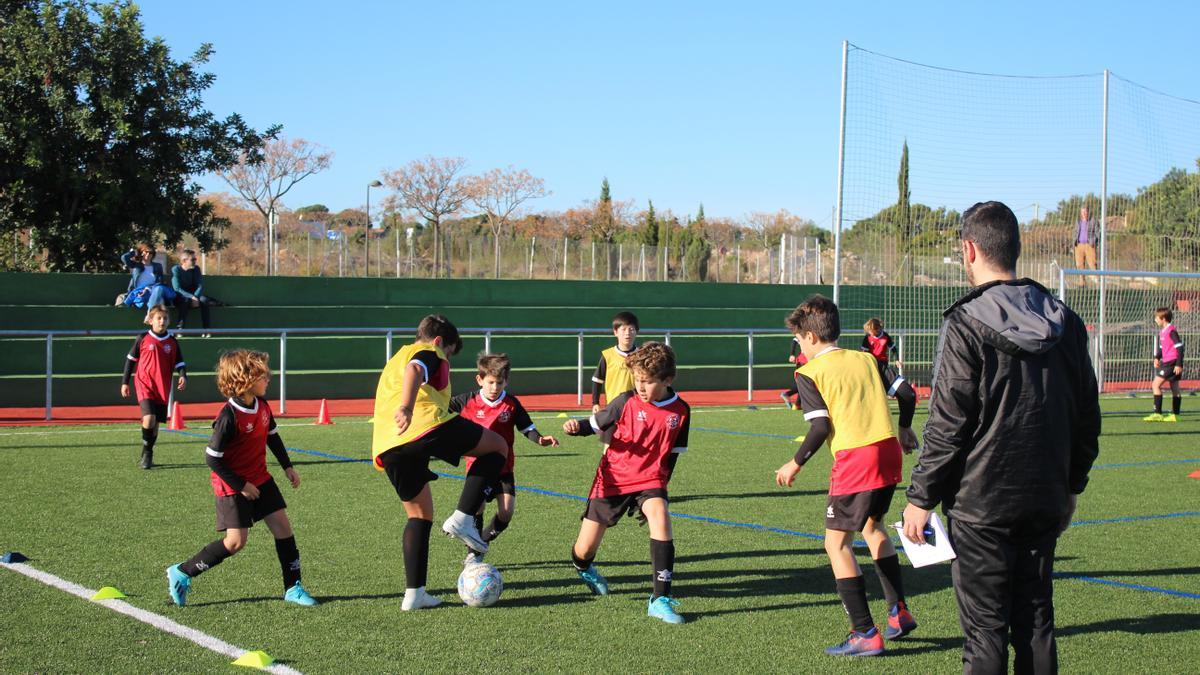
449, 353, 559, 563
563, 342, 691, 624
861, 317, 900, 384
165, 350, 317, 608
120, 304, 186, 469
780, 336, 808, 409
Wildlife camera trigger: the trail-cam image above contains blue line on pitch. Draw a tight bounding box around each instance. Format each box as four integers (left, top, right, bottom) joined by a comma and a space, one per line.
1053, 574, 1200, 600
1093, 458, 1200, 469
1071, 511, 1200, 527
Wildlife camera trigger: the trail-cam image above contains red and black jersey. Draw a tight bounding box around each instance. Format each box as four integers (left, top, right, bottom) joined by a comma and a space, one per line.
205, 396, 286, 496
124, 331, 185, 403
580, 390, 690, 498
861, 331, 895, 363
449, 390, 539, 475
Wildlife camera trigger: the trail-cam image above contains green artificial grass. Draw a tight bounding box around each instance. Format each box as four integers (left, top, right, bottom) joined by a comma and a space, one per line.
2, 397, 1198, 673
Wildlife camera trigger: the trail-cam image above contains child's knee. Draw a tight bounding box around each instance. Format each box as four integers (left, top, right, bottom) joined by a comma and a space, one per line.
223, 536, 246, 554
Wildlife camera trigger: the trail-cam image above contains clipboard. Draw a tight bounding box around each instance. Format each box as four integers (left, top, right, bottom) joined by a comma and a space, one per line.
892, 512, 956, 568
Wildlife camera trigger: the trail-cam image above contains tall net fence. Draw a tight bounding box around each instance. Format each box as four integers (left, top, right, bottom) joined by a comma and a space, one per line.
838, 44, 1200, 388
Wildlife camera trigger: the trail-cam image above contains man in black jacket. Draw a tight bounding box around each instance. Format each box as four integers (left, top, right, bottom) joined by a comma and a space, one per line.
902, 201, 1101, 674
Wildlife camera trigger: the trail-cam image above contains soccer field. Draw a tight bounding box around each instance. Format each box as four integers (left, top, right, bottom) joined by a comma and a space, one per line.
2, 398, 1199, 673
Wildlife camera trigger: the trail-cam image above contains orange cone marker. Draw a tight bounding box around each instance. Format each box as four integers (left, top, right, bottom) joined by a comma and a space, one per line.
168, 403, 187, 430
315, 399, 334, 425
1189, 470, 1200, 479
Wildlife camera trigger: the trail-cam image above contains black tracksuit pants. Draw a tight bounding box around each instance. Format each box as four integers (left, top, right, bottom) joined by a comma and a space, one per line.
949, 518, 1060, 675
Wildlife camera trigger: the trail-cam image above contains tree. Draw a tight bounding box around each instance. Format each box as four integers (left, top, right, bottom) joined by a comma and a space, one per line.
467, 166, 548, 278
383, 156, 470, 277
897, 141, 911, 232
591, 177, 617, 242
217, 136, 332, 274
0, 0, 275, 271
638, 200, 659, 247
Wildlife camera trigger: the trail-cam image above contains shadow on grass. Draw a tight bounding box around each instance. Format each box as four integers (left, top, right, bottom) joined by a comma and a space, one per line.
673, 489, 826, 502
1103, 429, 1196, 437
517, 452, 580, 459
1059, 612, 1200, 637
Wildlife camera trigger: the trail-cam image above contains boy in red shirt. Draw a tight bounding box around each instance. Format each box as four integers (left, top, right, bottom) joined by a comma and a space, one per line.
120, 304, 186, 469
166, 350, 316, 607
450, 353, 559, 563
563, 342, 690, 624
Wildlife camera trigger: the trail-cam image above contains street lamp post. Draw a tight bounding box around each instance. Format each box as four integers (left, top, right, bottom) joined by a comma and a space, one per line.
366, 180, 383, 277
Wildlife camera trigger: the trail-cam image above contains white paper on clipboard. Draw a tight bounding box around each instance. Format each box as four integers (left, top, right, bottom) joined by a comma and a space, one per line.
892, 512, 956, 568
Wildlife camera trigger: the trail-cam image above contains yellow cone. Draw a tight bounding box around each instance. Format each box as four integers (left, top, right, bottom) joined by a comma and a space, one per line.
91, 586, 126, 600
556, 412, 568, 418
232, 650, 274, 669
367, 417, 375, 424
793, 435, 805, 442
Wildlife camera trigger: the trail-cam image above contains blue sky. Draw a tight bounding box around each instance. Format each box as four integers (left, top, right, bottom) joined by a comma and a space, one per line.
135, 0, 1200, 226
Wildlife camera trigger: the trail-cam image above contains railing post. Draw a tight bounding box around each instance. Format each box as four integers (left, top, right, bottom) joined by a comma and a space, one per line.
1058, 267, 1067, 303
386, 330, 393, 362
664, 331, 671, 347
897, 332, 905, 377
485, 330, 492, 354
44, 333, 53, 421
279, 331, 287, 415
747, 331, 755, 401
577, 332, 585, 407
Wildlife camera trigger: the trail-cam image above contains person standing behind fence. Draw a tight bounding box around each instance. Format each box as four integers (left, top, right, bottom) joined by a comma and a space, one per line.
903, 200, 1101, 674
1072, 206, 1098, 270
172, 249, 220, 335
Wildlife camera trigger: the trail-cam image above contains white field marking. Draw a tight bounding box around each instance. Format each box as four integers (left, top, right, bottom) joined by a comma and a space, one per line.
0, 561, 303, 675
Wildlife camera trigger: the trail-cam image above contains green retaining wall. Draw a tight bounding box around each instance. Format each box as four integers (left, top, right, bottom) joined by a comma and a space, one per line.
0, 272, 963, 408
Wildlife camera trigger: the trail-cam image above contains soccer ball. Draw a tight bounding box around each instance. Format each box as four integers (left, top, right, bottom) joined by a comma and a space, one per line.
457, 562, 503, 607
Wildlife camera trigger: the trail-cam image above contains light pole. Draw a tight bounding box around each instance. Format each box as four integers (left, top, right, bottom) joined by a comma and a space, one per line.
366, 180, 383, 277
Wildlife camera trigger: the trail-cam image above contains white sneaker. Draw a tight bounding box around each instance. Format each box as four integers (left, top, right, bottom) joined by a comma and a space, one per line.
401, 587, 443, 611
442, 511, 489, 553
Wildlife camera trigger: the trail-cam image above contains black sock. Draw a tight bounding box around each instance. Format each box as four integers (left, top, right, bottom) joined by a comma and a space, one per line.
458, 453, 503, 514
403, 519, 432, 589
473, 512, 485, 539
835, 576, 874, 633
1154, 395, 1163, 414
651, 538, 675, 598
483, 515, 510, 542
142, 427, 157, 452
274, 536, 301, 591
1173, 395, 1182, 415
180, 540, 232, 577
571, 549, 595, 572
872, 554, 905, 607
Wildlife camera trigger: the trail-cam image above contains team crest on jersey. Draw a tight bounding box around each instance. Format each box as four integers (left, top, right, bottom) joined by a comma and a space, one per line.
244, 422, 255, 432
666, 414, 679, 429
163, 344, 172, 354
476, 409, 487, 418
498, 411, 511, 423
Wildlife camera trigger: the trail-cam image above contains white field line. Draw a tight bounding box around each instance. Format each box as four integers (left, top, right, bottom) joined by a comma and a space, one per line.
0, 561, 303, 675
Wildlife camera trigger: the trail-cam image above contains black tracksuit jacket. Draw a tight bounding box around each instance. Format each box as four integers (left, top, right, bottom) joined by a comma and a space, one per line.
906, 279, 1102, 526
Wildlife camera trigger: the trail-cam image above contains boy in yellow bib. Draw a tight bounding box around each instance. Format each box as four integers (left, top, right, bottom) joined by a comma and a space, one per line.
591, 311, 639, 413
372, 315, 508, 610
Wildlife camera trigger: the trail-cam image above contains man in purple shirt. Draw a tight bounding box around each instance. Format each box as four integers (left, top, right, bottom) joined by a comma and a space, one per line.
1072, 206, 1097, 269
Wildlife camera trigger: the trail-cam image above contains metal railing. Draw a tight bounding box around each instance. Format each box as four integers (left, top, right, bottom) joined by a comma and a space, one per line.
1, 326, 826, 420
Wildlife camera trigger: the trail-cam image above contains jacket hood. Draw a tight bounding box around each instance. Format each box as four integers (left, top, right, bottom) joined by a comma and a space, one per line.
950, 279, 1065, 356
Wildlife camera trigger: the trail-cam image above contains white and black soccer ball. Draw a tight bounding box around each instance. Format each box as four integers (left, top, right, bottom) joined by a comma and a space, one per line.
457, 562, 503, 607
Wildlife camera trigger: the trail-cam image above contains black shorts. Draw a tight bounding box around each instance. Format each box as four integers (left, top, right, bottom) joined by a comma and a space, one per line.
1157, 360, 1181, 381
139, 399, 168, 421
826, 484, 896, 532
483, 472, 517, 503
379, 416, 486, 501
215, 477, 287, 531
582, 488, 668, 528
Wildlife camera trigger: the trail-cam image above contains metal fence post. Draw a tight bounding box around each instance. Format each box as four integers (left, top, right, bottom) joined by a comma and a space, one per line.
897, 332, 905, 376
44, 333, 53, 420
577, 332, 585, 407
386, 330, 393, 362
664, 331, 671, 348
485, 330, 492, 354
279, 331, 287, 415
747, 331, 755, 401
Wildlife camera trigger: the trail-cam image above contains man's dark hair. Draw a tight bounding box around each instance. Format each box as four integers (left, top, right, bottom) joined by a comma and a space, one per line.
416, 314, 462, 356
961, 201, 1021, 271
785, 295, 840, 343
612, 311, 639, 331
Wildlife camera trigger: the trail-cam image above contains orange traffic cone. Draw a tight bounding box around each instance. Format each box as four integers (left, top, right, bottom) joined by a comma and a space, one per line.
315, 399, 334, 425
1189, 469, 1200, 479
168, 403, 187, 430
